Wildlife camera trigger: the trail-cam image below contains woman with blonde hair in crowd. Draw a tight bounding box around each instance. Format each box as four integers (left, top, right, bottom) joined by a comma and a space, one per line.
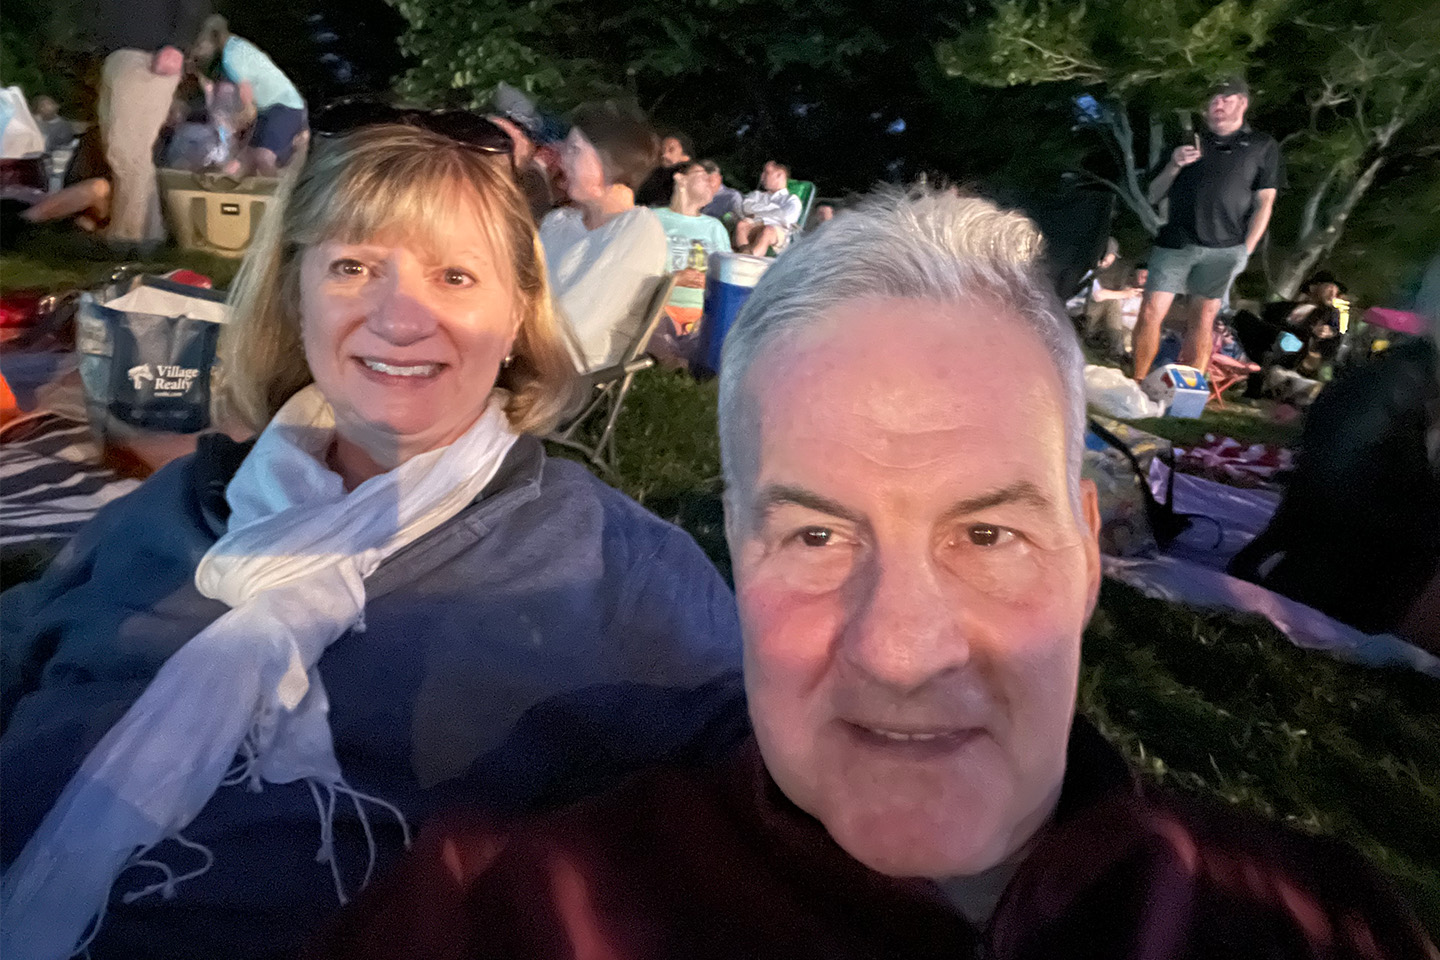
0, 103, 745, 960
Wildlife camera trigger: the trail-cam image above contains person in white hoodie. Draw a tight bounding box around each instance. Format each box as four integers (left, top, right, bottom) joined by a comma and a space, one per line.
539, 105, 668, 371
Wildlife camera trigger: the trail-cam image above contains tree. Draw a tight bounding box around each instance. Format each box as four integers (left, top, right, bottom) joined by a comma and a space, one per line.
1257, 7, 1440, 296
381, 0, 1084, 195
938, 0, 1287, 235
938, 0, 1440, 301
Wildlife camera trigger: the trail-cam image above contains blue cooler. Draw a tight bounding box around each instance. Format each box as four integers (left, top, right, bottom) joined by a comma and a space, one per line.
692, 252, 771, 377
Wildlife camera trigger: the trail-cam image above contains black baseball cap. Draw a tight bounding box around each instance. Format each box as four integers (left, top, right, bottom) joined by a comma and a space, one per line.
1210, 76, 1250, 98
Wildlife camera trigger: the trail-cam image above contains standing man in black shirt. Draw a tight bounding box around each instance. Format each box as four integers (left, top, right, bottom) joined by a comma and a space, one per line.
1133, 77, 1282, 381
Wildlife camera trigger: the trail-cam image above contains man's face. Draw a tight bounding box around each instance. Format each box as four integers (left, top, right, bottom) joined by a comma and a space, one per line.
760, 162, 787, 192
1134, 268, 1149, 289
1311, 282, 1339, 304
661, 137, 688, 165
728, 297, 1101, 879
1206, 93, 1248, 133
676, 163, 718, 207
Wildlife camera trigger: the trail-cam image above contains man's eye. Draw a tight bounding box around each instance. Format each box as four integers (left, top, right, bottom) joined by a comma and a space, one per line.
966, 525, 1015, 547
441, 268, 476, 288
329, 259, 367, 278
796, 527, 834, 548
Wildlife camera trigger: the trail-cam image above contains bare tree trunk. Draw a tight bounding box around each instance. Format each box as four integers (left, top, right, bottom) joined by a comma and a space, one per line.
1103, 102, 1160, 235
1275, 153, 1386, 298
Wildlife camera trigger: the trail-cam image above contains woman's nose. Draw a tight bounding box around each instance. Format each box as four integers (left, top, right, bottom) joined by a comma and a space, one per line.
367, 266, 438, 346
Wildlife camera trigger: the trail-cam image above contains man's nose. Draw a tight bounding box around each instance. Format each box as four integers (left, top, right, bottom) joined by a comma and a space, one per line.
839, 546, 970, 695
368, 265, 438, 346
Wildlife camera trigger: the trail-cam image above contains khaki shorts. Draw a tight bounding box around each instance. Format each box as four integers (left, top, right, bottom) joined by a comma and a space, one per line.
1146, 243, 1248, 301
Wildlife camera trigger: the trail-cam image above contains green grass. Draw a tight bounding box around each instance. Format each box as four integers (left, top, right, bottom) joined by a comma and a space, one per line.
1, 226, 242, 292
5, 238, 1435, 935
1125, 400, 1304, 449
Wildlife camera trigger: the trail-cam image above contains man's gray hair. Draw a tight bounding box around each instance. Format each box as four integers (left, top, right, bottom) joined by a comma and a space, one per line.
717, 185, 1087, 513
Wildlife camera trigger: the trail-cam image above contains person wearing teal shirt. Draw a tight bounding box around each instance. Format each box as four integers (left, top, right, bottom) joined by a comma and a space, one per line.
653, 160, 733, 273
189, 15, 306, 175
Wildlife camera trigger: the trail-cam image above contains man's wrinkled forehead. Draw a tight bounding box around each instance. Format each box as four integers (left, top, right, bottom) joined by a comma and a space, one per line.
729, 297, 1069, 496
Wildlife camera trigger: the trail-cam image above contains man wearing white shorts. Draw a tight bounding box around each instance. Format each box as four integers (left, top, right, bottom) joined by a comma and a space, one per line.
1133, 77, 1281, 380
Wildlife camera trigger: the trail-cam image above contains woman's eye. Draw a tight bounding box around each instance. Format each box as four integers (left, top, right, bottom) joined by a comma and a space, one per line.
441, 268, 477, 288
966, 525, 1015, 547
329, 258, 367, 278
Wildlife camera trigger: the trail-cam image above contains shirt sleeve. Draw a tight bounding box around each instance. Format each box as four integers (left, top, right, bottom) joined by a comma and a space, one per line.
710, 218, 733, 254
1254, 138, 1283, 192
781, 192, 802, 227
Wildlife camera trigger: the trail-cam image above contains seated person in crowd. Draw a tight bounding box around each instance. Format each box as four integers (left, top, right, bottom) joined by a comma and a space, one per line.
654, 160, 732, 273
1229, 303, 1439, 642
33, 95, 75, 153
310, 187, 1435, 960
540, 104, 669, 371
1065, 236, 1122, 312
650, 160, 734, 358
19, 126, 112, 232
1084, 262, 1146, 360
0, 108, 745, 960
735, 160, 802, 255
634, 131, 695, 206
810, 202, 836, 227
700, 161, 745, 225
188, 15, 307, 176
660, 132, 691, 167
1230, 271, 1346, 392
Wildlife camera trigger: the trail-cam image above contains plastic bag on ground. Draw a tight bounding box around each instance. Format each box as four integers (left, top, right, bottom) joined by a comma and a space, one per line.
1084, 363, 1166, 419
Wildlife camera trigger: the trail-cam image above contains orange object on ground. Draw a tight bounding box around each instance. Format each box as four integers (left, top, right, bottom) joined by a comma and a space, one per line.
0, 371, 19, 427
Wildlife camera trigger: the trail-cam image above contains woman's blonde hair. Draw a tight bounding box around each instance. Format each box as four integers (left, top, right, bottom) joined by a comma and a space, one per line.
218, 123, 579, 435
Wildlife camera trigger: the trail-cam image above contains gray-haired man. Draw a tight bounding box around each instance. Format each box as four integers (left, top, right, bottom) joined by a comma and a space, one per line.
313, 187, 1432, 960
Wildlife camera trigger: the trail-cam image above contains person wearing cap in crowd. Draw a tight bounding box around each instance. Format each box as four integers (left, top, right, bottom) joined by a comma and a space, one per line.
308, 186, 1435, 960
1133, 77, 1283, 381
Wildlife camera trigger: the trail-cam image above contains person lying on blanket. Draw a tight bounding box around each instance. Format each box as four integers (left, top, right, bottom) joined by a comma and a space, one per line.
310, 187, 1434, 960
0, 103, 745, 960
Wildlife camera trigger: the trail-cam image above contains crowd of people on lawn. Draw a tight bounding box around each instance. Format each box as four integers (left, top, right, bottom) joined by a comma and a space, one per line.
3, 4, 1439, 957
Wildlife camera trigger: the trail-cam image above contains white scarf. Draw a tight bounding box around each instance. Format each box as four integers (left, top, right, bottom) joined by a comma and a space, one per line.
1, 385, 519, 960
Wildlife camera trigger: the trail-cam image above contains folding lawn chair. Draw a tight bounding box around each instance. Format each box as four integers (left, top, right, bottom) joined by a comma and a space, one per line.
1207, 348, 1260, 409
547, 273, 681, 472
788, 179, 817, 230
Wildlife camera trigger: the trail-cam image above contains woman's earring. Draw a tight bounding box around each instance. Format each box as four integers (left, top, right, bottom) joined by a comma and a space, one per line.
502, 353, 514, 369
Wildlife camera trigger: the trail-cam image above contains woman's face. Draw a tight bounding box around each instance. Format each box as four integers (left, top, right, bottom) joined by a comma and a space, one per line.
298, 198, 520, 473
559, 128, 608, 203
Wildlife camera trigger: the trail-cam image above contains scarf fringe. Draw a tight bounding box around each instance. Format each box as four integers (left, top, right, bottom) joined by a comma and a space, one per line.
306, 778, 413, 906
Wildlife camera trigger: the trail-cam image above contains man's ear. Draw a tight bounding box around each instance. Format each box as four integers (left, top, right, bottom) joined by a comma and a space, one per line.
1078, 478, 1103, 619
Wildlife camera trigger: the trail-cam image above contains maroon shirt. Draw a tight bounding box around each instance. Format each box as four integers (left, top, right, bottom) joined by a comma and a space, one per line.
310, 721, 1433, 959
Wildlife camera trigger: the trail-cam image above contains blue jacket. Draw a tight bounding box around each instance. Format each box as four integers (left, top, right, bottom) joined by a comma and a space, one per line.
0, 433, 747, 959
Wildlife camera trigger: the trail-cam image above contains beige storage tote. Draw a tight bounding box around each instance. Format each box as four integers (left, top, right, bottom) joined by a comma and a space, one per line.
158, 169, 280, 258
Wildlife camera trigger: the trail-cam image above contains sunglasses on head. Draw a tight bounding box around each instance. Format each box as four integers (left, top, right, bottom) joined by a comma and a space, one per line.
310, 99, 514, 155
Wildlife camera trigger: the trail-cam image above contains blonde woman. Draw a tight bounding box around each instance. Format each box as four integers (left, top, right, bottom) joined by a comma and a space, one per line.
0, 105, 745, 960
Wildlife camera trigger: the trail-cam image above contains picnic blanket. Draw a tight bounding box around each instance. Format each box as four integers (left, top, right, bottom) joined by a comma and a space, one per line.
0, 412, 141, 546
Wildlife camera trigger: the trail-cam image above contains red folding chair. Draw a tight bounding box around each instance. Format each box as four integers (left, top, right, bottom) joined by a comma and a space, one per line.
1207, 351, 1260, 408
